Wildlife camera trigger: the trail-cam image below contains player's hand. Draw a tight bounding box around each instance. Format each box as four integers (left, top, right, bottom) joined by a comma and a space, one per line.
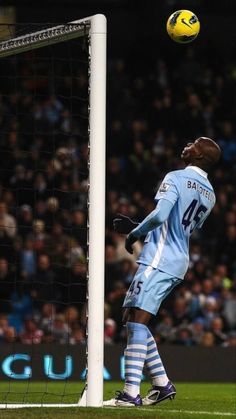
125, 233, 137, 254
113, 213, 139, 234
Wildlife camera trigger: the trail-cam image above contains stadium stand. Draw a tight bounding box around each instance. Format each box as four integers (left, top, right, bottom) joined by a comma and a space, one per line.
0, 45, 235, 347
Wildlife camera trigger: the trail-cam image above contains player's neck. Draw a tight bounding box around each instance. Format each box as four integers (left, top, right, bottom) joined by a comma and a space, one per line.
187, 162, 208, 172
185, 164, 208, 178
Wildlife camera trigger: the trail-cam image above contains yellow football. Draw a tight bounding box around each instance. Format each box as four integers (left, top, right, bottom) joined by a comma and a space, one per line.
166, 10, 200, 44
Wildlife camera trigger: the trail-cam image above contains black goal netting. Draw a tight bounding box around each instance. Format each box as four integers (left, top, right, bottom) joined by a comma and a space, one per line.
0, 22, 90, 404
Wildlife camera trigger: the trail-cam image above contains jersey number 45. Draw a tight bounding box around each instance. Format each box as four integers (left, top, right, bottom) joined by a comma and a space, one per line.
182, 199, 207, 233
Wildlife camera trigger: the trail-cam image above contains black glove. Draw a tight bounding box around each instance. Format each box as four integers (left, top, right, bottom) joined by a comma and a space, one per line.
125, 233, 137, 254
113, 213, 139, 234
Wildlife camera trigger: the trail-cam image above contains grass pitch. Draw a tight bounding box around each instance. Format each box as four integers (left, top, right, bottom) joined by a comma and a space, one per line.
0, 382, 235, 419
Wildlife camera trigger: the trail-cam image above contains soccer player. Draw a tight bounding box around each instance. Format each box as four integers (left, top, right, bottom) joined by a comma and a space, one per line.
104, 137, 221, 407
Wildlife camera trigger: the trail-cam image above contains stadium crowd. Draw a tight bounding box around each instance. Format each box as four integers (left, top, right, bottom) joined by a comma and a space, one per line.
0, 44, 236, 347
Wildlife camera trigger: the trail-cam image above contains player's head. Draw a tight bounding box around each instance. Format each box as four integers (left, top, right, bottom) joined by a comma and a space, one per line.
181, 137, 221, 170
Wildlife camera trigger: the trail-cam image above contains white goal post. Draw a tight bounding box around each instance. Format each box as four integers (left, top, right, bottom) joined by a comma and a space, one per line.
0, 14, 106, 408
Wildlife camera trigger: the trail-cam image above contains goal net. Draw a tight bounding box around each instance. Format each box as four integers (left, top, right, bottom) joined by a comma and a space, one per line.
0, 15, 106, 408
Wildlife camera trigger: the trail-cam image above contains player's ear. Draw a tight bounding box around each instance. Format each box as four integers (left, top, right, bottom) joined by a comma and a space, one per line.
195, 144, 204, 160
195, 152, 203, 160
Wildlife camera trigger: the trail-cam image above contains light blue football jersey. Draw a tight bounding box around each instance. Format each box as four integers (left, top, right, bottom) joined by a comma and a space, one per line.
137, 166, 216, 279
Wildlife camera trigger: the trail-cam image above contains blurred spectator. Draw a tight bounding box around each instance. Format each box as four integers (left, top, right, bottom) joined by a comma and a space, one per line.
222, 331, 236, 347
20, 319, 43, 344
3, 327, 17, 344
47, 223, 70, 264
43, 95, 63, 125
18, 205, 33, 238
40, 303, 56, 334
0, 258, 14, 313
222, 289, 236, 330
9, 165, 33, 206
173, 326, 195, 346
70, 326, 85, 345
8, 281, 32, 333
202, 297, 219, 329
188, 281, 205, 319
20, 239, 37, 279
71, 209, 87, 248
64, 306, 80, 331
31, 254, 57, 309
215, 265, 232, 290
155, 314, 175, 343
200, 332, 216, 347
31, 220, 49, 252
0, 315, 9, 342
51, 314, 70, 344
44, 197, 60, 230
211, 317, 227, 345
172, 297, 189, 327
69, 262, 87, 308
0, 202, 17, 238
190, 318, 205, 345
104, 318, 117, 344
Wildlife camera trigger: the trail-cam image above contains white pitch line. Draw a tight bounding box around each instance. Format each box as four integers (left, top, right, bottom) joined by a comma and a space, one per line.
0, 404, 79, 409
157, 409, 236, 416
2, 404, 234, 416
104, 406, 235, 416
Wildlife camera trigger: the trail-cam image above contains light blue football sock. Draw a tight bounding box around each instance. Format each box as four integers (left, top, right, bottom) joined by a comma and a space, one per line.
123, 322, 148, 397
145, 328, 168, 386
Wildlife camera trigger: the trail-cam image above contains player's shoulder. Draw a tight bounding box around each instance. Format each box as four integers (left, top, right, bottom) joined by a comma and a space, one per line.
161, 170, 184, 192
164, 169, 186, 181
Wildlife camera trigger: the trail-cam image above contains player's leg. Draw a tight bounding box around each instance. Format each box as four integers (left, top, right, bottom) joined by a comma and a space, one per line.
104, 307, 151, 406
121, 307, 151, 402
142, 326, 176, 405
123, 266, 180, 405
104, 265, 179, 406
118, 267, 152, 403
103, 323, 146, 405
140, 270, 182, 405
104, 266, 150, 406
123, 306, 175, 405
